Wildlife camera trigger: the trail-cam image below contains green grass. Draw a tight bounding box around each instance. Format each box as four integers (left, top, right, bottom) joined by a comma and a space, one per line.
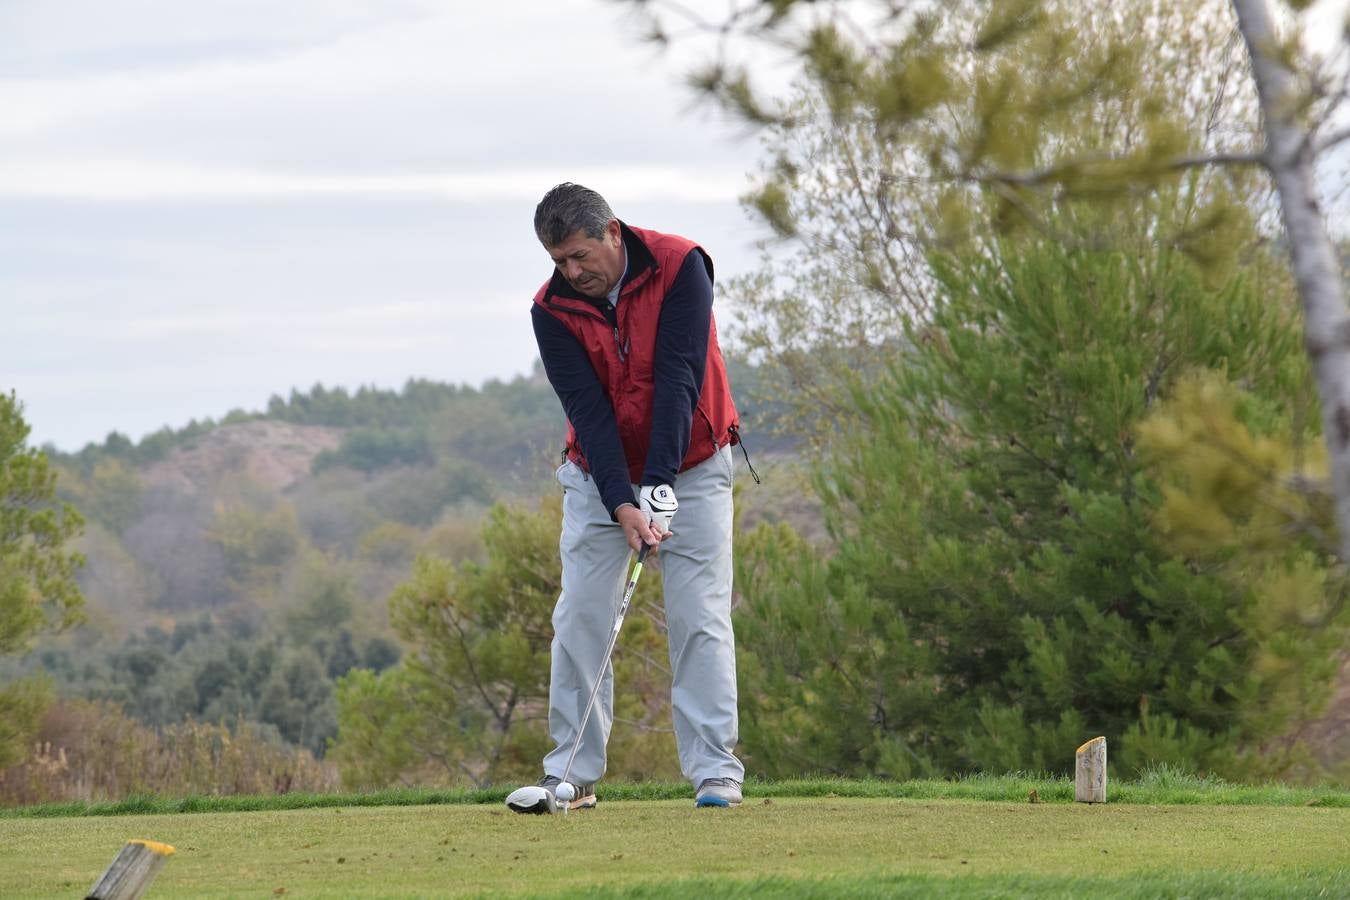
562, 869, 1350, 898
4, 771, 1347, 818
2, 796, 1347, 898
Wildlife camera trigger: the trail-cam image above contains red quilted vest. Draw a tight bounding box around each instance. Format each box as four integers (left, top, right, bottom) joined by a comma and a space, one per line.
533, 223, 739, 482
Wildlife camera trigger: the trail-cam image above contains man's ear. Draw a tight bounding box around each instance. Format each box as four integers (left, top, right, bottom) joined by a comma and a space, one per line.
607, 219, 622, 247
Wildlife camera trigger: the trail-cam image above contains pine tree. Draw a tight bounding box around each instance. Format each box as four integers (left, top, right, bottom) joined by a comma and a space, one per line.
0, 391, 85, 767
734, 225, 1329, 780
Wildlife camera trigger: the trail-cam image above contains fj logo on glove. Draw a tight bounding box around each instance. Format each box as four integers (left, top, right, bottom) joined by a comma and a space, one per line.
640, 484, 678, 534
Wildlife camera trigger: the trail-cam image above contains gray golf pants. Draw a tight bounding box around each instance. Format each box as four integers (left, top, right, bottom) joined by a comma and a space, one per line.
544, 444, 744, 787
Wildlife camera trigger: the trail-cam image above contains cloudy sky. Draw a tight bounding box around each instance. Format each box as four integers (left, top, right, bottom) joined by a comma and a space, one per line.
3, 1, 1348, 452
1, 0, 776, 451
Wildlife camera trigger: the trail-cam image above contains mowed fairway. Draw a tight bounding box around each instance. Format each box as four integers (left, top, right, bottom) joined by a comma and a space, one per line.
3, 798, 1347, 898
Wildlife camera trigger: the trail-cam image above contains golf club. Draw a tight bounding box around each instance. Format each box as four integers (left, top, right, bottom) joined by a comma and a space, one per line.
554, 540, 651, 814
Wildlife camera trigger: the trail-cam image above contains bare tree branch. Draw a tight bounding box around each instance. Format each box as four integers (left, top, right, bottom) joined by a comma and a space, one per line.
1205, 27, 1246, 140
1315, 124, 1350, 156
616, 645, 673, 676
612, 716, 675, 734
973, 149, 1265, 189
1160, 150, 1269, 170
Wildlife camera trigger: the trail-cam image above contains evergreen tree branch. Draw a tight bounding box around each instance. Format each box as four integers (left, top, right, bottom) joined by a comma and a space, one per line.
1006, 433, 1070, 482
437, 607, 505, 721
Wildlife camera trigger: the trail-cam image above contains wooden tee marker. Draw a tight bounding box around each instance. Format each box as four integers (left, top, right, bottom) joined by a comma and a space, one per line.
86, 839, 176, 900
1075, 736, 1107, 803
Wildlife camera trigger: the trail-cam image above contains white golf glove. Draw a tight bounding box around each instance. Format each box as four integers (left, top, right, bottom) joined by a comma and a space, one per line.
639, 483, 678, 534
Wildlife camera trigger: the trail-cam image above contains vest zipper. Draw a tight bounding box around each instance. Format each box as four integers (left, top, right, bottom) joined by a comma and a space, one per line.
607, 301, 629, 363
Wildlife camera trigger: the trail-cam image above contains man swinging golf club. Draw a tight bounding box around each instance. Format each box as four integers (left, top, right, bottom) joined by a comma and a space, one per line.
505, 183, 745, 813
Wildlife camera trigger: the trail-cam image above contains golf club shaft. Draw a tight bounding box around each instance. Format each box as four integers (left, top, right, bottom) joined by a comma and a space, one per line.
557, 541, 652, 796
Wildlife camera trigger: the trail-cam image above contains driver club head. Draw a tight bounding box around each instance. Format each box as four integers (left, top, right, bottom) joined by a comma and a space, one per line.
505, 785, 558, 815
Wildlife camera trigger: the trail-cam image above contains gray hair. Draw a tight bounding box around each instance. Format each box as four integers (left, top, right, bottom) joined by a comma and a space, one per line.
534, 183, 614, 247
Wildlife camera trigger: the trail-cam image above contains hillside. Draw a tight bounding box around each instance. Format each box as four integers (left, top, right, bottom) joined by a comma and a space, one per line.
50, 360, 797, 628
0, 376, 566, 761
140, 419, 342, 495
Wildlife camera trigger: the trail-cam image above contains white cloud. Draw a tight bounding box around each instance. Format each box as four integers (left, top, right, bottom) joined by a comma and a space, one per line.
0, 1, 749, 154
1305, 0, 1350, 56
0, 158, 749, 203
3, 0, 428, 61
0, 0, 761, 224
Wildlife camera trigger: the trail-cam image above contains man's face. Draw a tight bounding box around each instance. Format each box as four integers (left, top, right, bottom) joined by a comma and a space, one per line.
546, 220, 624, 299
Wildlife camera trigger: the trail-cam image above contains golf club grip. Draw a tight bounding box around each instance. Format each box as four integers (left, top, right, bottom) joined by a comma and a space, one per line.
637, 541, 652, 563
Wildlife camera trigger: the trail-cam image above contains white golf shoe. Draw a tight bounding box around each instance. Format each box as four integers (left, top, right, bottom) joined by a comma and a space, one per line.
505, 775, 596, 814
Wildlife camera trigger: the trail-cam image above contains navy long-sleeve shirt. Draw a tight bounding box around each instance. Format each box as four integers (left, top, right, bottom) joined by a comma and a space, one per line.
532, 247, 713, 519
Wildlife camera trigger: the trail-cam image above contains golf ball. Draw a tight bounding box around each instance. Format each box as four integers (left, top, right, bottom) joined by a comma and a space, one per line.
555, 783, 576, 803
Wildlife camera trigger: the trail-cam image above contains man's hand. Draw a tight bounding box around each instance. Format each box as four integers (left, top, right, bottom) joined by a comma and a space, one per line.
639, 484, 678, 534
616, 504, 667, 553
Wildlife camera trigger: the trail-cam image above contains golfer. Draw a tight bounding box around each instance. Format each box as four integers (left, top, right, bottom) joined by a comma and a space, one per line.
512, 182, 744, 810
